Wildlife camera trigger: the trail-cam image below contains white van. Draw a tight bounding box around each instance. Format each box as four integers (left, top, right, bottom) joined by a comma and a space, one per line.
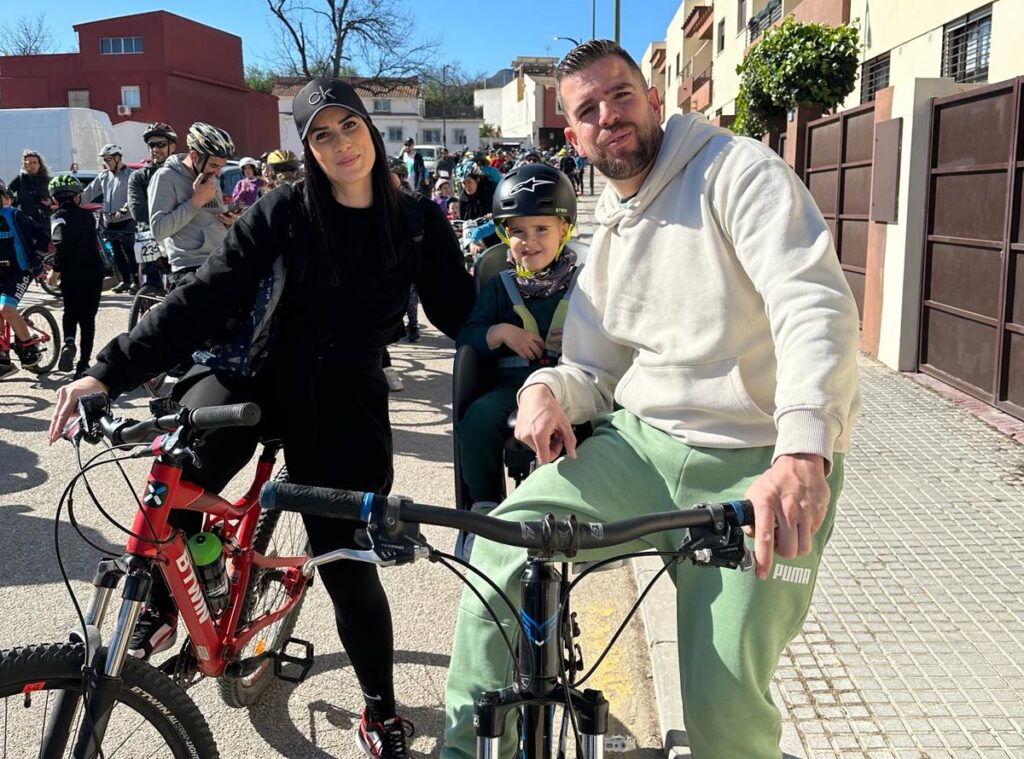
0, 108, 115, 184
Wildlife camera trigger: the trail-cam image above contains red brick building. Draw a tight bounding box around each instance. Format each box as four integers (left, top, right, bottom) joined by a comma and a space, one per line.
0, 11, 277, 157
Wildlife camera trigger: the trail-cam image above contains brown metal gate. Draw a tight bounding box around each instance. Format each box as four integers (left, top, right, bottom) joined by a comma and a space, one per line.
919, 77, 1024, 419
803, 102, 876, 321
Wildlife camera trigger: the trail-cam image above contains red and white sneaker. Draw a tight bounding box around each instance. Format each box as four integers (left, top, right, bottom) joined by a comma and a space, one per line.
126, 606, 178, 660
355, 709, 414, 758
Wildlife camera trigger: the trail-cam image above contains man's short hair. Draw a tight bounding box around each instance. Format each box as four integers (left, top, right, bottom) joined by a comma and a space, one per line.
554, 39, 648, 115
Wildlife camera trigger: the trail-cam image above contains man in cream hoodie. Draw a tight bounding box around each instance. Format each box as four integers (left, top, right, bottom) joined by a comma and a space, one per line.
442, 40, 860, 758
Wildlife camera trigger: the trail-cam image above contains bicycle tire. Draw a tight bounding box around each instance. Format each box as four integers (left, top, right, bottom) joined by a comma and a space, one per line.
219, 469, 310, 708
0, 641, 219, 758
21, 304, 60, 374
128, 286, 169, 397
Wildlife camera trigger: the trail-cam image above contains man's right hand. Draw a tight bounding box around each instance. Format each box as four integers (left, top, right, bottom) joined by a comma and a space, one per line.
190, 172, 218, 209
49, 376, 110, 445
514, 383, 577, 465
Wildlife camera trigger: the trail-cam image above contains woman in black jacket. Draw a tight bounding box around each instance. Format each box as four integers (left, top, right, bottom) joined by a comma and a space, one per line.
9, 149, 52, 229
50, 78, 474, 758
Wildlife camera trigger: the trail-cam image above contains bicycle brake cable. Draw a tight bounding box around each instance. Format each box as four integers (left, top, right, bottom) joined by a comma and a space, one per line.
429, 553, 522, 684
561, 549, 680, 687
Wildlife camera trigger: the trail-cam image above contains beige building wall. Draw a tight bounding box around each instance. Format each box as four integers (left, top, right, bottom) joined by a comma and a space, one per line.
843, 0, 1023, 110
710, 0, 755, 117
641, 40, 667, 119
663, 2, 701, 121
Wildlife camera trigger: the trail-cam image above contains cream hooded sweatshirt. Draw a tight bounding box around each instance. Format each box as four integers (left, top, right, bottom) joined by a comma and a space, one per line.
521, 114, 860, 466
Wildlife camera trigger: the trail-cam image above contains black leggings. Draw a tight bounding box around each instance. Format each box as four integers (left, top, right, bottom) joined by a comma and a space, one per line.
153, 365, 398, 715
61, 284, 101, 364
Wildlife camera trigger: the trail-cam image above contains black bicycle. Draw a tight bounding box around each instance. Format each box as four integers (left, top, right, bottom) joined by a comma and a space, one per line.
259, 482, 754, 758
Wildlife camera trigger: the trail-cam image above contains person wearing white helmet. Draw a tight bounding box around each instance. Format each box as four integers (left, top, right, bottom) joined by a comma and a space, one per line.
82, 143, 138, 292
147, 121, 238, 279
231, 157, 263, 208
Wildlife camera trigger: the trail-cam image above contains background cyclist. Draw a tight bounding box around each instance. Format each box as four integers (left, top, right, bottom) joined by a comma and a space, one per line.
0, 192, 48, 378
148, 122, 238, 285
83, 144, 137, 293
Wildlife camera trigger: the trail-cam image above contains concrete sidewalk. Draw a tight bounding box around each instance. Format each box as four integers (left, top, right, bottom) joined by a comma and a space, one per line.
575, 172, 1024, 758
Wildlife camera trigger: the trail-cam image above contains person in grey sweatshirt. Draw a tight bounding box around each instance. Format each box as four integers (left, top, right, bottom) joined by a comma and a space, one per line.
83, 144, 137, 292
442, 40, 861, 759
147, 122, 238, 279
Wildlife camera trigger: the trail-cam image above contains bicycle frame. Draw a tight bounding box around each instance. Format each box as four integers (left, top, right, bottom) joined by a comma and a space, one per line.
49, 440, 310, 756
474, 557, 608, 759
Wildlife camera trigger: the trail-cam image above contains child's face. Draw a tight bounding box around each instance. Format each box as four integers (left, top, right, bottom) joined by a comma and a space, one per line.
1, 195, 11, 207
505, 215, 568, 273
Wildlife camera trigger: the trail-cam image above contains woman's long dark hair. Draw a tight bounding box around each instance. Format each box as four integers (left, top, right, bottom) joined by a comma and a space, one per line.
297, 120, 405, 286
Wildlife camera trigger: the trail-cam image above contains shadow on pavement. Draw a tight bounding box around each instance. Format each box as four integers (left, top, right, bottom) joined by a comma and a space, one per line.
0, 439, 48, 494
246, 648, 451, 757
0, 394, 50, 433
0, 503, 123, 586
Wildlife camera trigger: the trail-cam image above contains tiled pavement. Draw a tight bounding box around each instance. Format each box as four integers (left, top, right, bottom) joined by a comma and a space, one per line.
575, 171, 1024, 757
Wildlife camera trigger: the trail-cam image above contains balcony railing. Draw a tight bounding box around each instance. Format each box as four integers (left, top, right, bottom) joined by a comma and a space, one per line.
748, 0, 783, 44
691, 63, 713, 111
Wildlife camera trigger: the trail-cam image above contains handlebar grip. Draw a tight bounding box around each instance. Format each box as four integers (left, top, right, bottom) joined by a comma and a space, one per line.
188, 403, 261, 431
260, 481, 372, 521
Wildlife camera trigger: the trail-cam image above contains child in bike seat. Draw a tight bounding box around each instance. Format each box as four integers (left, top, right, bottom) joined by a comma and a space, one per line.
49, 175, 105, 378
455, 164, 582, 519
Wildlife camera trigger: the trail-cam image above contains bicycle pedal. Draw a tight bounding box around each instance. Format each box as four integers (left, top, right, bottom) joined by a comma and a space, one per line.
273, 637, 314, 683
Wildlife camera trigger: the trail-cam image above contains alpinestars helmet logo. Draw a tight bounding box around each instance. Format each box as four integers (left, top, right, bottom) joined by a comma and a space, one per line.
143, 481, 168, 508
509, 176, 556, 195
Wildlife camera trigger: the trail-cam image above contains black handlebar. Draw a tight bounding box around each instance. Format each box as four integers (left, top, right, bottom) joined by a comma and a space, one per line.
189, 403, 261, 431
260, 481, 753, 554
74, 395, 262, 447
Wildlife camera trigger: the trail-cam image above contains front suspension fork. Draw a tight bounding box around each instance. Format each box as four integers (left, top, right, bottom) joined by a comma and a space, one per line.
40, 558, 152, 759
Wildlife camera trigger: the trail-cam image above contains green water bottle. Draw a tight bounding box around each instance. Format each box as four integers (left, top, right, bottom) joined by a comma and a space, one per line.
187, 531, 230, 613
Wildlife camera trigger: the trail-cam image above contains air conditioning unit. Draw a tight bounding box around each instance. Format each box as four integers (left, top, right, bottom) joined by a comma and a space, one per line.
116, 104, 132, 116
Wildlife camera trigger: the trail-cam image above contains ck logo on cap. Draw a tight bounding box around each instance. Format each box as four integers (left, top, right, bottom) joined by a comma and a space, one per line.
308, 84, 334, 105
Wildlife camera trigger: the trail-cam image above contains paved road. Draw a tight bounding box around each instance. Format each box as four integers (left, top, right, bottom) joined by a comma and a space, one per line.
0, 182, 662, 757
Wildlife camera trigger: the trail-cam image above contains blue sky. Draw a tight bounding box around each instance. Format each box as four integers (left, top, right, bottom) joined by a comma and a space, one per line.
1, 1, 681, 77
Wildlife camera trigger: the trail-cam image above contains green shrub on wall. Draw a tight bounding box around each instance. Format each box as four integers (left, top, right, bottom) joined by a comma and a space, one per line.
733, 17, 860, 137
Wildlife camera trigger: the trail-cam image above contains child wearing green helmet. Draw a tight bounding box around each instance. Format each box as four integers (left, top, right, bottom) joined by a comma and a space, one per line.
48, 174, 105, 377
453, 163, 582, 557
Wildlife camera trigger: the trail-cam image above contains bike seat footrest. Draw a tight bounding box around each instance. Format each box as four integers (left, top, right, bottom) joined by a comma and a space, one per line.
274, 637, 314, 684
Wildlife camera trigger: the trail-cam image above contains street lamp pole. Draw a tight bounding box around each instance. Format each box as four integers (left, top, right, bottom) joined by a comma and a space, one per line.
441, 64, 448, 149
553, 35, 582, 48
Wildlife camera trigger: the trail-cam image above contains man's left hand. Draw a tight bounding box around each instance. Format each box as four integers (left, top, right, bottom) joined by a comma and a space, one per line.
744, 454, 830, 581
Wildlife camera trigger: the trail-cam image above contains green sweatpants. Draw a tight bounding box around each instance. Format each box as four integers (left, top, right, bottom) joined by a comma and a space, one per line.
441, 410, 843, 759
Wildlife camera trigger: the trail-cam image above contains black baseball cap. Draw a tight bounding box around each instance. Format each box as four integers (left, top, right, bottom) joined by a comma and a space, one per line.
293, 78, 370, 141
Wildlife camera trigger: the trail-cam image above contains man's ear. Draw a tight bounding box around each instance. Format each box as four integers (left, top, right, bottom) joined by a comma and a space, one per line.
646, 86, 661, 118
564, 126, 582, 157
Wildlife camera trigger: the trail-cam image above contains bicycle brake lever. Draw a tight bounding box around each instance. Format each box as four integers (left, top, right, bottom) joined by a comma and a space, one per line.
677, 503, 750, 571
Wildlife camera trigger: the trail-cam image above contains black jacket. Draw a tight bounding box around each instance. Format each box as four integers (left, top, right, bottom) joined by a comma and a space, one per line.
89, 183, 475, 399
9, 172, 51, 227
51, 204, 105, 286
458, 176, 496, 221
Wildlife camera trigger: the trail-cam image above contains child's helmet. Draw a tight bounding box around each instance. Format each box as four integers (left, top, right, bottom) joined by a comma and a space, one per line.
266, 149, 300, 172
48, 174, 84, 199
492, 164, 577, 226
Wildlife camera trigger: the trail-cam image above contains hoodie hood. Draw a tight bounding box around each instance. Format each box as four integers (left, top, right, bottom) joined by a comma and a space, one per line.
164, 153, 194, 179
594, 113, 732, 230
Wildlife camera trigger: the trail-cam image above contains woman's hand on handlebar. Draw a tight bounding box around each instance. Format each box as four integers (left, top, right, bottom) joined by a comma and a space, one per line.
514, 383, 577, 465
49, 376, 110, 445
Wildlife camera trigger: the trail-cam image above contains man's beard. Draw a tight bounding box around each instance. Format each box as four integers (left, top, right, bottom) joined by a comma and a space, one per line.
588, 121, 661, 180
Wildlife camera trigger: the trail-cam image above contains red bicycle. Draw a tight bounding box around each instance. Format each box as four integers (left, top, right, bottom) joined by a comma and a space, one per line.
0, 396, 314, 758
0, 297, 60, 374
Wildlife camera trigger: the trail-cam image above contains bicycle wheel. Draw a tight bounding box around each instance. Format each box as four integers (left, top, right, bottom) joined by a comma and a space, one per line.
0, 641, 219, 758
21, 304, 60, 374
219, 473, 310, 708
128, 286, 170, 397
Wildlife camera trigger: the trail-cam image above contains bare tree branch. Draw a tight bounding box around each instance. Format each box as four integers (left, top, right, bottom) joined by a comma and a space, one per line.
0, 13, 56, 56
263, 0, 437, 80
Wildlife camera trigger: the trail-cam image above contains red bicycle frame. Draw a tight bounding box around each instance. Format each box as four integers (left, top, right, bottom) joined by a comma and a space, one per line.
124, 440, 309, 677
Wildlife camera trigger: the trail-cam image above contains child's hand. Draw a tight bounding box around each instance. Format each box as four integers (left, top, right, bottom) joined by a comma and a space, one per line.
492, 324, 544, 361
